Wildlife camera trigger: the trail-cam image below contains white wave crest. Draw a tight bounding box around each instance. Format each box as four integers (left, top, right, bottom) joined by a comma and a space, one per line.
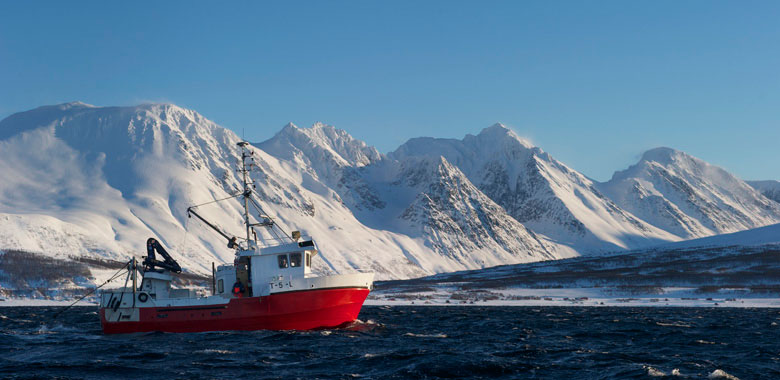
644, 365, 666, 377
708, 369, 740, 380
403, 332, 447, 338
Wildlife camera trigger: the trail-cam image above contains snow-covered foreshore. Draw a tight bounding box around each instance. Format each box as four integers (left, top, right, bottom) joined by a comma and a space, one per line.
366, 287, 780, 308
4, 288, 778, 308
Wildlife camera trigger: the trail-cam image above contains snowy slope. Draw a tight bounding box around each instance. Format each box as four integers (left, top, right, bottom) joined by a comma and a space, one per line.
658, 222, 780, 249
390, 124, 678, 252
748, 180, 780, 204
599, 148, 780, 239
0, 102, 246, 270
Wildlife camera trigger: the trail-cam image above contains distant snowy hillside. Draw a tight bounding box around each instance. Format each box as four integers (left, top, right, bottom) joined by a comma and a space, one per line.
390, 124, 678, 252
748, 180, 780, 204
658, 222, 780, 249
599, 148, 780, 239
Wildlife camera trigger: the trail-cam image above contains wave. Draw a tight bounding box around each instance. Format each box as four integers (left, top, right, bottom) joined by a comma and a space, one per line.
403, 332, 447, 338
655, 321, 692, 328
708, 369, 740, 380
195, 349, 237, 355
644, 366, 666, 377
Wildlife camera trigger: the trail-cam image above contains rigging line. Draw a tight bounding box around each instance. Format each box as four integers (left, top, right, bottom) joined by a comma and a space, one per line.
114, 264, 133, 312
189, 191, 243, 209
253, 210, 282, 242
249, 197, 292, 241
53, 260, 131, 319
179, 215, 190, 257
243, 195, 280, 242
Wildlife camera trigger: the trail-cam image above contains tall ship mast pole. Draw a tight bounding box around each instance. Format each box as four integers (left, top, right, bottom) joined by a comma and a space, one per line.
238, 141, 253, 244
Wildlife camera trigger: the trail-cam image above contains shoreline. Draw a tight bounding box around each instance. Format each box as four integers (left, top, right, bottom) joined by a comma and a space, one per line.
364, 299, 780, 308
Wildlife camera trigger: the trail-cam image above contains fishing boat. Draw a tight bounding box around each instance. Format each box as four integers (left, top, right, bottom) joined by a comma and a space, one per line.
98, 142, 374, 334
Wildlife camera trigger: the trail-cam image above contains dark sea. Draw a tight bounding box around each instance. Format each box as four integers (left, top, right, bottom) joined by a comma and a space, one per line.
1, 306, 778, 379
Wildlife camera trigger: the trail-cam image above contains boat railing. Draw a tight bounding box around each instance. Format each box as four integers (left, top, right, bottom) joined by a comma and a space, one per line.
253, 235, 314, 248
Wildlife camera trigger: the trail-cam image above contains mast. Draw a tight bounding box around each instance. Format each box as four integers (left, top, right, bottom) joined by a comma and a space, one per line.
237, 141, 253, 244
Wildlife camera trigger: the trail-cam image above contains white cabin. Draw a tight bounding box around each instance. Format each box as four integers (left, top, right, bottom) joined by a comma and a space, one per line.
214, 238, 319, 298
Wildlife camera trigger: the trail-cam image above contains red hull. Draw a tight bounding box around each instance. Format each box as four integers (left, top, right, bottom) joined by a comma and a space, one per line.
100, 287, 370, 334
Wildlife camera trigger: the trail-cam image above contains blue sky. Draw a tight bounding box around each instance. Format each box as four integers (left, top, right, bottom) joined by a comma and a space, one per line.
1, 1, 778, 181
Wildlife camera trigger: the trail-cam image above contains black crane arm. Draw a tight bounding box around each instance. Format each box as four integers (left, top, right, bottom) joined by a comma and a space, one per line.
187, 207, 239, 249
143, 238, 182, 273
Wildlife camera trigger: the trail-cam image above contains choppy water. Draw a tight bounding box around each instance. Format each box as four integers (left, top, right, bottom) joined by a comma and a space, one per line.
1, 306, 778, 379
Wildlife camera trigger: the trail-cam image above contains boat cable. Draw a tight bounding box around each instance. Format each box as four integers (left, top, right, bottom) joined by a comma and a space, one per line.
179, 215, 190, 259
248, 196, 293, 243
247, 198, 280, 241
112, 264, 133, 312
53, 260, 131, 319
188, 191, 243, 209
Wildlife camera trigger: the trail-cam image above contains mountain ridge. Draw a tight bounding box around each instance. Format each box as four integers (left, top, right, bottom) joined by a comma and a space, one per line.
391, 124, 679, 252
1, 102, 777, 282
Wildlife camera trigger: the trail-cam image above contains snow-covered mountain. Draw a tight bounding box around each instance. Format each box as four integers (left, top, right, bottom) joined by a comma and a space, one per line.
599, 148, 780, 239
390, 124, 678, 252
2, 102, 777, 284
748, 180, 780, 204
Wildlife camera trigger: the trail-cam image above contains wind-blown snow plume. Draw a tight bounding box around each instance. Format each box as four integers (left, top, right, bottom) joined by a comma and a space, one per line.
747, 180, 780, 205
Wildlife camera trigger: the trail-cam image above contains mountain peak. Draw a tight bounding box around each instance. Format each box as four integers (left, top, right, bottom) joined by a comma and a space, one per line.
639, 147, 687, 165
57, 101, 95, 109
311, 121, 332, 130
473, 123, 533, 149
282, 122, 299, 131
479, 122, 512, 134
259, 122, 382, 170
610, 147, 699, 182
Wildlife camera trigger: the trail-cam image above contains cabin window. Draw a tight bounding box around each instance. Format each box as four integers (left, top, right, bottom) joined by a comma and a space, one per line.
278, 254, 289, 268
306, 252, 311, 267
290, 253, 301, 267
218, 279, 224, 294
